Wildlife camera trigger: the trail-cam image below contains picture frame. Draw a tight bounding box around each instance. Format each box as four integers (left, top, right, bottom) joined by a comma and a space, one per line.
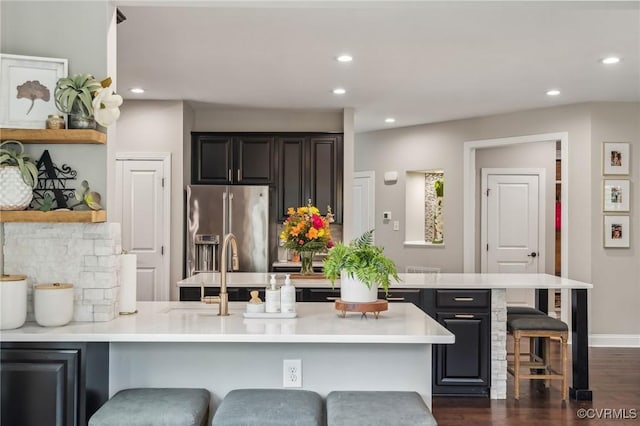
0, 53, 68, 129
603, 215, 630, 248
602, 142, 630, 175
603, 179, 630, 212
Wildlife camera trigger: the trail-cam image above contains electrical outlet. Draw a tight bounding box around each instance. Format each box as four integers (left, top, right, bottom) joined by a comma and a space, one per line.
393, 220, 400, 231
283, 359, 302, 388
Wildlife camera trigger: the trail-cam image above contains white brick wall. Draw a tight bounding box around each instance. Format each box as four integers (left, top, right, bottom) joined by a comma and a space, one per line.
3, 222, 122, 322
491, 288, 507, 399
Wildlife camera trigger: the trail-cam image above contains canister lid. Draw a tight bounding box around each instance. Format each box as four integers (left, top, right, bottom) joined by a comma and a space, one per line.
35, 283, 74, 290
1, 274, 27, 282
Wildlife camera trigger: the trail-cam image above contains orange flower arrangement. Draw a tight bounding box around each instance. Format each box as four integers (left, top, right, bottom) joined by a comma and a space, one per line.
280, 202, 334, 253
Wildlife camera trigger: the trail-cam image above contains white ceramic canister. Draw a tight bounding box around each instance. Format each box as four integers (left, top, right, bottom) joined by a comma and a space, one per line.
0, 274, 27, 330
34, 283, 74, 327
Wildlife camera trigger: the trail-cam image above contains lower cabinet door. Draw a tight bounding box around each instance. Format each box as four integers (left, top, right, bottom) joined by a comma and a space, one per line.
1, 349, 79, 426
434, 312, 490, 395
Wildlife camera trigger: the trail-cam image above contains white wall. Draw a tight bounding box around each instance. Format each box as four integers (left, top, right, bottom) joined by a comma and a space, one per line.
356, 102, 639, 340
115, 100, 185, 300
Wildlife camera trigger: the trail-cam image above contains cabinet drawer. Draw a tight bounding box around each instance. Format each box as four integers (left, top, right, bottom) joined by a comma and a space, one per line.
380, 289, 422, 305
305, 288, 341, 302
436, 290, 490, 309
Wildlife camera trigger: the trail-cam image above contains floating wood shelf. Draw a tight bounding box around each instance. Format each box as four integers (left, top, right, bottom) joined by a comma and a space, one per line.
0, 128, 106, 144
0, 210, 107, 223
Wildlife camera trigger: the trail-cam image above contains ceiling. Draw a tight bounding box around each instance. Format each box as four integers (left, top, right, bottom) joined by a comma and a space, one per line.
116, 1, 639, 132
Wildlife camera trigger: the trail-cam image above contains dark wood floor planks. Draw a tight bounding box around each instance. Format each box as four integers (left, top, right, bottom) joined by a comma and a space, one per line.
432, 347, 640, 425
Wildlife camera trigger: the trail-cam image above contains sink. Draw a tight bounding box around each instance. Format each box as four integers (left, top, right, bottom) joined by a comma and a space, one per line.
161, 306, 220, 316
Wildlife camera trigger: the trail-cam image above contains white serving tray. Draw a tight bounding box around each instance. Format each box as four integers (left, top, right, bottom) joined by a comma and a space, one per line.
243, 312, 297, 319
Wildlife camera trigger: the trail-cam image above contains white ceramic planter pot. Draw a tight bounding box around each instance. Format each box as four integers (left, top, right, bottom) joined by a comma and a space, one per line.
340, 273, 379, 303
0, 166, 33, 210
0, 275, 27, 330
34, 283, 74, 327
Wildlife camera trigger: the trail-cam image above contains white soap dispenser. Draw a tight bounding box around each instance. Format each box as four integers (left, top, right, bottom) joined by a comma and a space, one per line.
281, 274, 296, 314
265, 274, 281, 313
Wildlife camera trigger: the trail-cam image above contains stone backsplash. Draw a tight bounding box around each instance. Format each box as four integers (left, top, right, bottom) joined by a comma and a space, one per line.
3, 222, 122, 322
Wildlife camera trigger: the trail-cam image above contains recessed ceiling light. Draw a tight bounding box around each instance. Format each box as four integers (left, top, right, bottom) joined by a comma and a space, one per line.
337, 55, 353, 63
130, 88, 145, 94
332, 88, 346, 95
546, 89, 560, 96
601, 56, 620, 65
385, 118, 396, 123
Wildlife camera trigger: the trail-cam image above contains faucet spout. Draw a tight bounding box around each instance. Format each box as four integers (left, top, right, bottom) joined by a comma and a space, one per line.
215, 233, 238, 316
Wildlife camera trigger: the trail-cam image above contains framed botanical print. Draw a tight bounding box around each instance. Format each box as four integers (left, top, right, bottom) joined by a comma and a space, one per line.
603, 215, 630, 248
0, 54, 68, 129
603, 179, 630, 212
603, 142, 630, 175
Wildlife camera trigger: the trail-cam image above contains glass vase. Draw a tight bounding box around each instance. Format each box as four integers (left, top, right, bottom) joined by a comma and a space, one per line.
299, 251, 315, 275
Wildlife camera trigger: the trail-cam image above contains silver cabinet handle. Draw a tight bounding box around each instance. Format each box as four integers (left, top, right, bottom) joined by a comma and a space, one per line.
454, 297, 474, 302
387, 297, 406, 301
325, 297, 340, 301
454, 314, 475, 319
237, 169, 241, 181
228, 169, 232, 181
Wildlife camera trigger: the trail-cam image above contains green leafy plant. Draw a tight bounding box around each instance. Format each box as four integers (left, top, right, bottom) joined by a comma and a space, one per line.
0, 140, 38, 188
323, 229, 400, 294
54, 74, 103, 117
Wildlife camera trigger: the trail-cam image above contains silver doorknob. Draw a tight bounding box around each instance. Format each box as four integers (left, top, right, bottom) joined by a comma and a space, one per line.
527, 252, 537, 258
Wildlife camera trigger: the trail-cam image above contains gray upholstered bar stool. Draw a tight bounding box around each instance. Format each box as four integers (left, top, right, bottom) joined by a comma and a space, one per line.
211, 389, 323, 426
506, 306, 546, 317
326, 391, 438, 426
507, 316, 569, 400
89, 388, 210, 426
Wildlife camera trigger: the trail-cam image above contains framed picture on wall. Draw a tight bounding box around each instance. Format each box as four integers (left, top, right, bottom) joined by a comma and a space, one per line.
603, 179, 630, 212
602, 142, 630, 175
0, 54, 68, 129
603, 215, 630, 248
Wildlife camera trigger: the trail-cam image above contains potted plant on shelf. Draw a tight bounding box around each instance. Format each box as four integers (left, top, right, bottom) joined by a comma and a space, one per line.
0, 140, 38, 211
323, 229, 400, 303
54, 74, 123, 129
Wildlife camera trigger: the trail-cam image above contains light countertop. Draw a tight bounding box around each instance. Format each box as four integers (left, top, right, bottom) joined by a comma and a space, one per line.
177, 272, 593, 290
0, 302, 454, 345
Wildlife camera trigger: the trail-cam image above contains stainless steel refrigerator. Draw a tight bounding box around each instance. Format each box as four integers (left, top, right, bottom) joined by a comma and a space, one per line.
185, 185, 269, 276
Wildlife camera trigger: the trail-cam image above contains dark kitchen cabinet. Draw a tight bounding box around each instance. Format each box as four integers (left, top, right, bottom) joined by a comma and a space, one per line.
192, 133, 274, 185
276, 134, 343, 223
423, 289, 491, 396
1, 342, 109, 426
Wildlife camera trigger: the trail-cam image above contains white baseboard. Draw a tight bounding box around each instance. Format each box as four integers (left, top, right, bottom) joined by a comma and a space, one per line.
589, 334, 640, 348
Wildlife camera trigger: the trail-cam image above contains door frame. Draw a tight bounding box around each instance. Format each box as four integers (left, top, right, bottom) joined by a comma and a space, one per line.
114, 152, 171, 301
463, 132, 569, 325
480, 168, 546, 273
353, 171, 376, 243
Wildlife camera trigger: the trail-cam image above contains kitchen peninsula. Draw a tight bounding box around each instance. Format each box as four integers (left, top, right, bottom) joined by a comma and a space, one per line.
179, 272, 594, 400
1, 301, 453, 424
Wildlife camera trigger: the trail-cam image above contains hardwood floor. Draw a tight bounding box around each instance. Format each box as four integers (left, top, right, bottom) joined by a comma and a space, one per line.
432, 347, 640, 425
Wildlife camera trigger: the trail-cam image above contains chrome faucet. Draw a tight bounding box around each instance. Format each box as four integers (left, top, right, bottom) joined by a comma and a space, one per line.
201, 233, 238, 316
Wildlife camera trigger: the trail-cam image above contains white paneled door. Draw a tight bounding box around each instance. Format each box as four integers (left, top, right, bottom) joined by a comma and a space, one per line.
482, 170, 545, 306
116, 159, 166, 301
353, 171, 375, 242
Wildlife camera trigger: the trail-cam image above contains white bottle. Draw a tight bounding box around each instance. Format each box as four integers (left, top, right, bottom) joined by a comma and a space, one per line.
265, 274, 281, 313
280, 274, 296, 314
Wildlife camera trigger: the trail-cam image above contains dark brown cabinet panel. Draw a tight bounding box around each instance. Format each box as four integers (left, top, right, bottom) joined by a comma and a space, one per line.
434, 312, 490, 394
192, 133, 273, 185
1, 342, 109, 426
276, 134, 343, 222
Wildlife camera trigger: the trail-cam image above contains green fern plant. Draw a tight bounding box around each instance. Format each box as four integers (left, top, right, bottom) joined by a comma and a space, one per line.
0, 140, 38, 188
323, 229, 400, 294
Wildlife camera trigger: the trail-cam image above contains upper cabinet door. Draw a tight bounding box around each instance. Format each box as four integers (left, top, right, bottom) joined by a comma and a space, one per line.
276, 137, 306, 221
309, 135, 343, 223
235, 136, 274, 184
192, 134, 233, 184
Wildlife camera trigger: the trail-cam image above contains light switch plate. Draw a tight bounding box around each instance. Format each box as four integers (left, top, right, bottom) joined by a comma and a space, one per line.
393, 221, 400, 231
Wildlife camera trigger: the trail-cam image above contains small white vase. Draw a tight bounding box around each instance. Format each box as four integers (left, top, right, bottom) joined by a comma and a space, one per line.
0, 166, 33, 210
340, 273, 379, 303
